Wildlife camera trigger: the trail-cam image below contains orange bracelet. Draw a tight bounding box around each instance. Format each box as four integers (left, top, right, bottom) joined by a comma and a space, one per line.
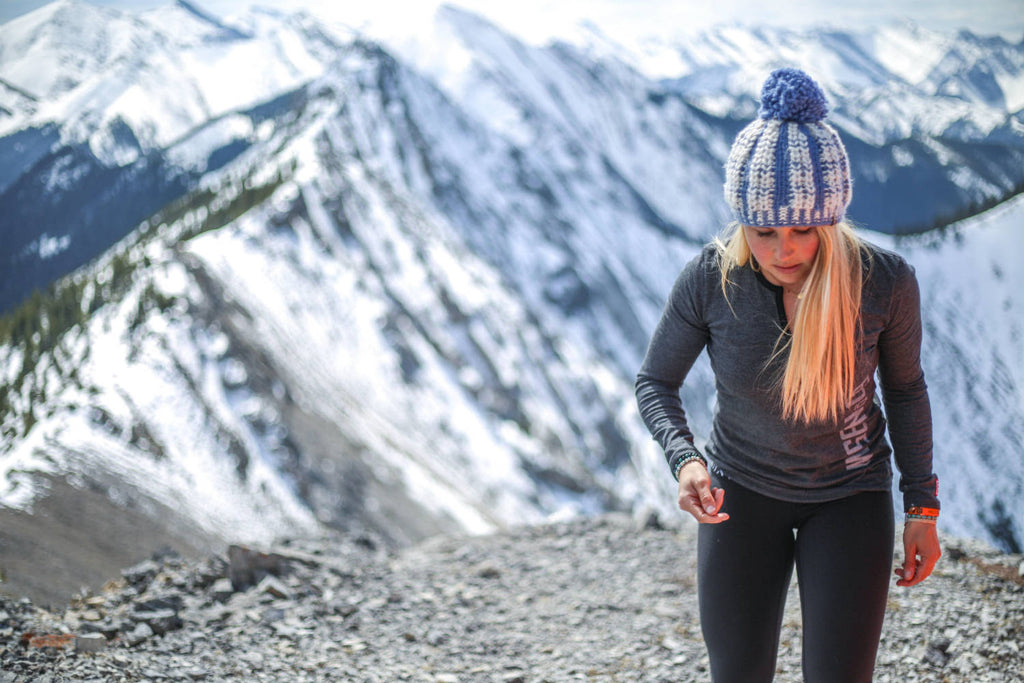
906, 506, 940, 518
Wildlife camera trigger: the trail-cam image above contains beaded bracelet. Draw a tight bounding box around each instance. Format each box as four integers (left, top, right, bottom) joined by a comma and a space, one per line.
905, 515, 937, 525
905, 506, 939, 524
672, 452, 707, 481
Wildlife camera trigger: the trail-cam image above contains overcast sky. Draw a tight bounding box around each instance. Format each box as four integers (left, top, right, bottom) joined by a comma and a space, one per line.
2, 0, 1022, 42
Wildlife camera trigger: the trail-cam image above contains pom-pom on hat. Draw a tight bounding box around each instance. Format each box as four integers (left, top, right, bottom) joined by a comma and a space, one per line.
724, 68, 851, 228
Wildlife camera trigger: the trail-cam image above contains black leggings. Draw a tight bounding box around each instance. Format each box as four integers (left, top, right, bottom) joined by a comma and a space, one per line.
697, 474, 894, 683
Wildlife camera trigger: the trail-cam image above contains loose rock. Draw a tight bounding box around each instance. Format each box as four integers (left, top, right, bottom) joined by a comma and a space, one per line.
0, 516, 1021, 682
75, 632, 107, 653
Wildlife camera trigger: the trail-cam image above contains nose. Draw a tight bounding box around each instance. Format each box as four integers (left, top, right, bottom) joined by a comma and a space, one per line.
777, 233, 796, 259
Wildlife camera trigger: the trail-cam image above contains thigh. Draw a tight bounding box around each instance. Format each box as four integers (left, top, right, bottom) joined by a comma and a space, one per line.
794, 490, 894, 683
697, 475, 798, 683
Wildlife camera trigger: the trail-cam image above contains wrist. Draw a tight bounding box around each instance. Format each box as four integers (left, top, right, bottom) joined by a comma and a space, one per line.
905, 516, 937, 526
672, 452, 707, 481
905, 505, 939, 525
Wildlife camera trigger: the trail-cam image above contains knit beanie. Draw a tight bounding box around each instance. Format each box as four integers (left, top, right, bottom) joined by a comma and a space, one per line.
723, 68, 851, 228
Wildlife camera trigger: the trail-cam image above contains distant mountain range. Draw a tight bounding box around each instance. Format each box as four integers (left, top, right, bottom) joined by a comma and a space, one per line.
2, 1, 1022, 316
0, 0, 1021, 600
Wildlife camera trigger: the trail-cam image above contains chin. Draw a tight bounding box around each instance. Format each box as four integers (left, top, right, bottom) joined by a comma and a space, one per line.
771, 270, 802, 284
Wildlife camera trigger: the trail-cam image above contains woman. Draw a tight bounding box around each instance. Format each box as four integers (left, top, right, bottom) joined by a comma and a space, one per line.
635, 68, 941, 683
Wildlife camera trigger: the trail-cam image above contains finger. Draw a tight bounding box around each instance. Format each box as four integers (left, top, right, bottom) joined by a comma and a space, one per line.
897, 567, 923, 587
681, 498, 727, 523
699, 487, 729, 523
696, 508, 730, 524
896, 554, 937, 587
712, 487, 726, 514
696, 490, 729, 524
895, 561, 916, 586
698, 485, 718, 516
678, 493, 729, 524
901, 541, 919, 581
912, 553, 940, 584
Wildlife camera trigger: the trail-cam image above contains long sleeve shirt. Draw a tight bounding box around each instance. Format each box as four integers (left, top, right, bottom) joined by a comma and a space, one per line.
635, 241, 940, 512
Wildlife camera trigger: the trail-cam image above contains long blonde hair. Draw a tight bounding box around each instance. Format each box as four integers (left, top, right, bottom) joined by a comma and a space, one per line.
715, 221, 866, 424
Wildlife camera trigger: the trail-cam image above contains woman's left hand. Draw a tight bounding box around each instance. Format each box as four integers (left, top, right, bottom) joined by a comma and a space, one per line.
895, 520, 941, 587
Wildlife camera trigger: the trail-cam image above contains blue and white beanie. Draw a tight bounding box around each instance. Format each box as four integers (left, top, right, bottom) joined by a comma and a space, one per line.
724, 68, 851, 228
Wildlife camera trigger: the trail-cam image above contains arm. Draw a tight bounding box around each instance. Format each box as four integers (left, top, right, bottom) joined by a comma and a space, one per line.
877, 262, 940, 585
635, 256, 709, 474
635, 252, 728, 524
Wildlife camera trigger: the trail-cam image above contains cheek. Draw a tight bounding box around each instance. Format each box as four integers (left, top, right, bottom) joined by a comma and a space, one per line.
798, 236, 821, 262
747, 239, 773, 264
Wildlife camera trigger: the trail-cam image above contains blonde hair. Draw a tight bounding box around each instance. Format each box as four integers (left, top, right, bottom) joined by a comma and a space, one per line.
715, 221, 866, 424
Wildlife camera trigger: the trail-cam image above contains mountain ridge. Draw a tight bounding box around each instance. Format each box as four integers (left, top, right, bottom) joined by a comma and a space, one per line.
1, 5, 1021, 314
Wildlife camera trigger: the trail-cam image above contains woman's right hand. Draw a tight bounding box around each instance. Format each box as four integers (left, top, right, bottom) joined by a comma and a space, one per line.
677, 462, 730, 524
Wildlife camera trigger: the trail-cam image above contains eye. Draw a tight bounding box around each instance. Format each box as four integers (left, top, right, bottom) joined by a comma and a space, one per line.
755, 230, 774, 238
793, 227, 815, 236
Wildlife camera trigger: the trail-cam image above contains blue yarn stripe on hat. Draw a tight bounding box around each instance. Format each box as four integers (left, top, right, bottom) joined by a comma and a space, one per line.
736, 122, 768, 227
800, 123, 827, 220
774, 123, 792, 217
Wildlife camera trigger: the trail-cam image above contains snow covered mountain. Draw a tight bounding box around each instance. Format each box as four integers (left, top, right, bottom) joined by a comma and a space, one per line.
0, 0, 351, 314
0, 1, 1022, 600
546, 19, 1024, 232
2, 2, 1023, 315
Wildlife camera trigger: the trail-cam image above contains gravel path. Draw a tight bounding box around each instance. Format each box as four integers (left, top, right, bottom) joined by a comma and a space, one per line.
2, 513, 1022, 682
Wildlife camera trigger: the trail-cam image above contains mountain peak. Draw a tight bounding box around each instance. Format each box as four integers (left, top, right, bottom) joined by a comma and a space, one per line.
0, 0, 132, 100
5, 0, 84, 24
171, 0, 250, 40
2, 0, 117, 33
434, 3, 511, 44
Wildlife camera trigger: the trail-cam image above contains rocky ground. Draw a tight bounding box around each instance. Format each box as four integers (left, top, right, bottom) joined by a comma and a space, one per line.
1, 513, 1022, 682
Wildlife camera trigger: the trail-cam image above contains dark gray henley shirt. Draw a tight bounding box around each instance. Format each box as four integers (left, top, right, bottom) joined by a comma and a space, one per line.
635, 242, 940, 512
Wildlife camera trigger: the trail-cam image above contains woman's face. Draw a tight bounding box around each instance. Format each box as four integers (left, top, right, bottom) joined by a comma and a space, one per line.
743, 225, 821, 290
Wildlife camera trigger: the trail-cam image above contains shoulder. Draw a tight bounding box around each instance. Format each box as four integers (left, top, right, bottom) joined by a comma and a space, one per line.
665, 243, 727, 315
674, 243, 724, 288
861, 240, 918, 290
694, 242, 725, 272
859, 240, 922, 321
860, 241, 917, 282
